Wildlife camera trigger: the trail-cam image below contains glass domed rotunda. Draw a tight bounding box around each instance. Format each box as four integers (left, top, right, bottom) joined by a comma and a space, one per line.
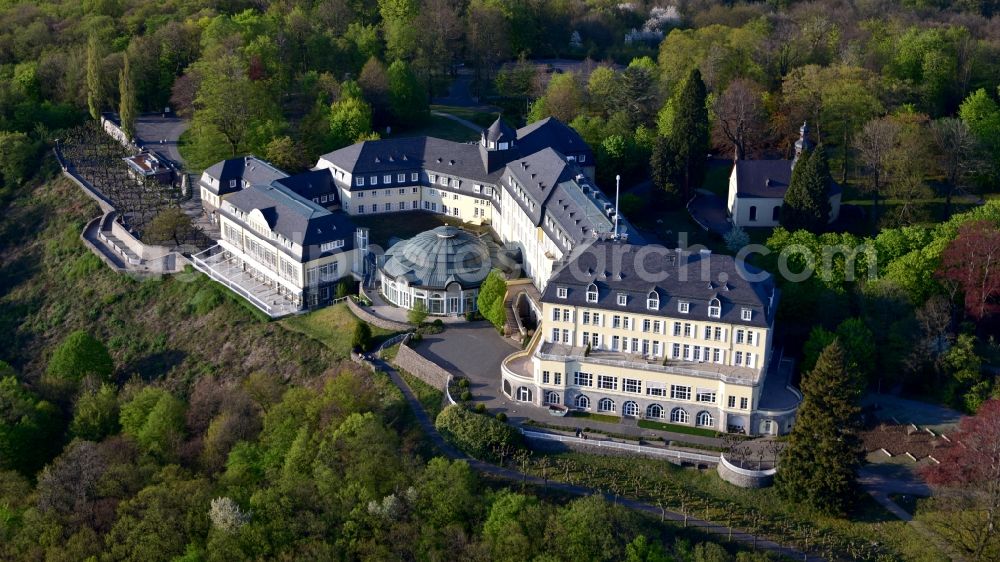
378, 226, 492, 315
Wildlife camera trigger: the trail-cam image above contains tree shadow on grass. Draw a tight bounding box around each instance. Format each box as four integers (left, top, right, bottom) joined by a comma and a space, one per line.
123, 349, 187, 382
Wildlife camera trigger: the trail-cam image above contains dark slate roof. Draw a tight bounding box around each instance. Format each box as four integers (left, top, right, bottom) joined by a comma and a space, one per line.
542, 241, 776, 328
224, 184, 356, 262
517, 117, 593, 160
733, 159, 842, 199
273, 169, 338, 203
202, 156, 289, 196
379, 226, 492, 289
483, 116, 516, 144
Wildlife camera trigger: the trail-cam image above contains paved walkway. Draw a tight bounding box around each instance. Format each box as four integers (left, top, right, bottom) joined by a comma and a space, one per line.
134, 114, 189, 168
371, 355, 822, 562
688, 191, 730, 236
430, 110, 483, 133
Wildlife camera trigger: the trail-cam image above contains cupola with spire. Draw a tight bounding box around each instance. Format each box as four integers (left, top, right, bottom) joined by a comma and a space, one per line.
792, 121, 813, 169
481, 115, 516, 151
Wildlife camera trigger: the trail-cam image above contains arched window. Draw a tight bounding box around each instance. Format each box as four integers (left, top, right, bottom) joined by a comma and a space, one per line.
586, 283, 598, 303
772, 205, 781, 221
598, 398, 616, 413
646, 290, 659, 310
696, 411, 714, 428
708, 297, 721, 318
516, 386, 532, 402
502, 379, 512, 397
544, 391, 561, 405
749, 205, 757, 221
622, 401, 639, 417
670, 408, 689, 424
575, 394, 590, 409
646, 403, 664, 419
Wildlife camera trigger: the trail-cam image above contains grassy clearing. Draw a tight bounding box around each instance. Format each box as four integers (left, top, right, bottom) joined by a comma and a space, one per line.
397, 368, 445, 421
638, 419, 720, 438
393, 114, 479, 143
280, 303, 395, 359
520, 451, 944, 561
430, 105, 505, 128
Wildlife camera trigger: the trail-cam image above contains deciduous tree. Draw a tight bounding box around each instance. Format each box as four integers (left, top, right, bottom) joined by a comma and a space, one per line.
144, 207, 196, 248
118, 52, 137, 142
45, 330, 113, 398
713, 78, 766, 160
937, 220, 1000, 321
920, 399, 1000, 560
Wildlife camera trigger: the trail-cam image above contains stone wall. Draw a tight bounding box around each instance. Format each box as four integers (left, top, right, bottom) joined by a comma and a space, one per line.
716, 455, 775, 488
347, 296, 411, 332
394, 340, 450, 390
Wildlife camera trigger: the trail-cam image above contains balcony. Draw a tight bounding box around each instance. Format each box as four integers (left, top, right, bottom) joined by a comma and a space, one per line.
536, 342, 759, 386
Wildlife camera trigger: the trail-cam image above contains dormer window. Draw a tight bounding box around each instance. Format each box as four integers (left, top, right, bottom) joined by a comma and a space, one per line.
709, 298, 721, 318
646, 291, 659, 310
557, 287, 568, 299
586, 284, 598, 303
356, 177, 364, 186
499, 142, 508, 150
741, 308, 752, 321
678, 301, 690, 314
229, 179, 237, 188
617, 293, 627, 306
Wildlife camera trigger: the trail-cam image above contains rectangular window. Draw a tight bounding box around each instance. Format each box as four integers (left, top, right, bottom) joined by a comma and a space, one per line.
399, 188, 406, 194
412, 186, 418, 193
552, 307, 560, 322
397, 173, 405, 183
611, 335, 620, 351
551, 328, 560, 342
631, 338, 640, 353
554, 373, 562, 385
740, 397, 748, 409
728, 396, 736, 408
653, 320, 661, 334
709, 304, 721, 318
641, 339, 649, 355
673, 322, 681, 336
592, 313, 601, 326
562, 329, 570, 343
693, 346, 701, 361
574, 372, 593, 387
678, 301, 689, 313
320, 240, 344, 252
652, 341, 661, 356
623, 379, 641, 393
562, 310, 571, 322
617, 293, 627, 306
398, 202, 405, 210
748, 331, 757, 346
357, 205, 365, 214
597, 375, 618, 391
670, 385, 691, 400
439, 176, 448, 186
320, 195, 328, 203
683, 344, 690, 360
384, 189, 391, 197
370, 176, 377, 185
411, 201, 418, 209
713, 348, 721, 362
579, 154, 586, 162
356, 177, 364, 186
384, 203, 391, 211
672, 343, 680, 358
696, 390, 716, 403
741, 308, 752, 321
714, 327, 723, 341
557, 287, 568, 299
683, 323, 692, 338
735, 351, 743, 365
356, 191, 364, 199
582, 311, 590, 324
642, 319, 651, 332
704, 326, 711, 340
613, 315, 621, 328
411, 173, 419, 182
736, 330, 745, 344
542, 371, 550, 384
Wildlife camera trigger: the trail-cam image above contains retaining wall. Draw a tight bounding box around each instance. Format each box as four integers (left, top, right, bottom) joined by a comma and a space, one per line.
347, 296, 411, 332
716, 455, 776, 488
393, 340, 450, 390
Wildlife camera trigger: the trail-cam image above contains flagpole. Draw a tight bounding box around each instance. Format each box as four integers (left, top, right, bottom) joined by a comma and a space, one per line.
614, 174, 620, 238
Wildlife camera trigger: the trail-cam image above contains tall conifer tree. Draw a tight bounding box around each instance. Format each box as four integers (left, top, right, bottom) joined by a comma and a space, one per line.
780, 146, 832, 232
86, 34, 103, 121
667, 67, 709, 200
775, 340, 862, 515
118, 52, 137, 142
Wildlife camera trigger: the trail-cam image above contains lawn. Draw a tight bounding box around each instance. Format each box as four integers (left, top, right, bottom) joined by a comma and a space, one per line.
430, 105, 507, 128
638, 419, 720, 438
352, 210, 486, 248
398, 368, 445, 421
520, 451, 946, 562
281, 303, 396, 359
570, 411, 621, 424
392, 113, 480, 143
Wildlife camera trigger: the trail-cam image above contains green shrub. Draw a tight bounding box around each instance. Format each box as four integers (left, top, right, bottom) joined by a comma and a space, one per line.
432, 318, 444, 328
351, 321, 372, 352
458, 378, 470, 389
637, 419, 719, 437
475, 403, 486, 413
476, 269, 507, 331
408, 301, 428, 324
495, 412, 507, 422
44, 330, 114, 397
435, 405, 523, 461
460, 390, 472, 402
187, 286, 223, 315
